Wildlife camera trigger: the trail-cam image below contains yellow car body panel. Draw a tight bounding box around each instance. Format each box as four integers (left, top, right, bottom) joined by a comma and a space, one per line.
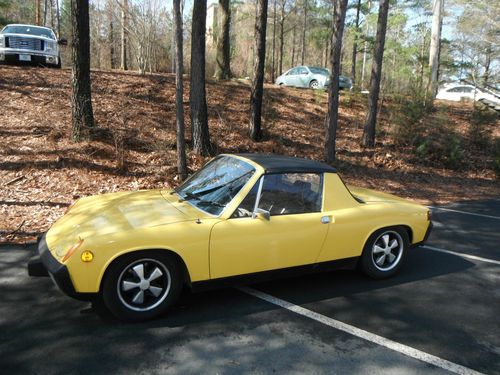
42, 154, 431, 295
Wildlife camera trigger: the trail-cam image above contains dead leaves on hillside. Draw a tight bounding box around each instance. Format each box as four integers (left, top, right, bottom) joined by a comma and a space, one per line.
0, 66, 498, 243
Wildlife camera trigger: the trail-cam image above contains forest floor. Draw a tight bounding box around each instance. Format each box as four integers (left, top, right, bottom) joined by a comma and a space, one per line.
1, 65, 499, 243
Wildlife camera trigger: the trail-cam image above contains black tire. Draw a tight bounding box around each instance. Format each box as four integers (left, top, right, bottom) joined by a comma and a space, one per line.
102, 251, 183, 322
309, 80, 319, 89
360, 227, 409, 279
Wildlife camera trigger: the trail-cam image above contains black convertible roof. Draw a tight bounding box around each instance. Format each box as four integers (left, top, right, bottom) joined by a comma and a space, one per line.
235, 153, 337, 174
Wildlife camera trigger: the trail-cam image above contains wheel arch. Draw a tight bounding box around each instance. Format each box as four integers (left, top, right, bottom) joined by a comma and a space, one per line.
364, 224, 413, 249
98, 248, 192, 294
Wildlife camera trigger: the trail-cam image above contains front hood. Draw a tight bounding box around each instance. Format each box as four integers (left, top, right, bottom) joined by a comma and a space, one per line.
46, 190, 204, 259
347, 185, 410, 203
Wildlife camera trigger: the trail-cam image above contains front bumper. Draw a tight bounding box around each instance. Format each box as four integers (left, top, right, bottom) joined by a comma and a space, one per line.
0, 50, 59, 65
27, 233, 97, 301
412, 221, 433, 248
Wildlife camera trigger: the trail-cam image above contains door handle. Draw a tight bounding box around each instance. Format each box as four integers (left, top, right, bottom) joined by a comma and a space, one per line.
321, 215, 333, 224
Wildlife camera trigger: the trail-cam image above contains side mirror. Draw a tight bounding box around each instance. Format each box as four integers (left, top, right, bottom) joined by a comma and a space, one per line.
58, 38, 68, 46
252, 208, 270, 221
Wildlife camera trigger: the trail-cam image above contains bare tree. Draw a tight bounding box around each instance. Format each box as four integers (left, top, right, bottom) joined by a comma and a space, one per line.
121, 0, 128, 70
300, 0, 307, 65
249, 0, 268, 141
215, 0, 231, 80
351, 0, 361, 86
190, 0, 212, 155
35, 0, 41, 25
427, 0, 444, 99
360, 0, 372, 91
278, 0, 286, 76
71, 0, 95, 141
271, 0, 277, 82
324, 0, 348, 163
361, 0, 390, 148
107, 0, 115, 69
173, 0, 187, 179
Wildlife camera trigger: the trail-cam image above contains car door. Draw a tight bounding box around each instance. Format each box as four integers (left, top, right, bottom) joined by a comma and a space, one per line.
285, 67, 301, 87
209, 173, 329, 279
296, 67, 311, 88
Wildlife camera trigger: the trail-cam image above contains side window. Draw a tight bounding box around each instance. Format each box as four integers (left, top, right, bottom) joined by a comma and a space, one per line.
448, 87, 462, 93
298, 67, 309, 75
288, 68, 299, 75
232, 173, 323, 218
461, 87, 474, 93
260, 173, 322, 216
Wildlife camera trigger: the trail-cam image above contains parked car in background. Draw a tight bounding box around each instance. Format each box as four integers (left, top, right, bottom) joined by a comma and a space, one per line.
436, 84, 500, 107
276, 66, 352, 90
0, 24, 66, 68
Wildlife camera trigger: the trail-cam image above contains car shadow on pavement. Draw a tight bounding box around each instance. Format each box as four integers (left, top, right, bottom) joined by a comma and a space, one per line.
0, 245, 481, 374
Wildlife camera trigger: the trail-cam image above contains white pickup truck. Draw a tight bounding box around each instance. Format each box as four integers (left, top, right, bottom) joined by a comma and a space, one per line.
0, 24, 67, 68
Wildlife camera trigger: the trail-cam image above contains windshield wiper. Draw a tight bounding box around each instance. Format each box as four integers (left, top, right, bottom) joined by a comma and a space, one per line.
181, 192, 226, 208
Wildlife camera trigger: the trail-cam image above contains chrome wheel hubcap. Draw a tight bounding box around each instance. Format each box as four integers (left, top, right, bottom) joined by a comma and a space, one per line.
371, 231, 403, 271
117, 259, 171, 312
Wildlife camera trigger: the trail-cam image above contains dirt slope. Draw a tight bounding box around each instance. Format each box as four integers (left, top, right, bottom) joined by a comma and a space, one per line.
0, 65, 498, 242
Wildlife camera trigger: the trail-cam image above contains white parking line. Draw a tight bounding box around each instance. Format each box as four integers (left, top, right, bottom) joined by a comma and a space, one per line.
421, 245, 500, 266
428, 206, 500, 220
240, 286, 485, 375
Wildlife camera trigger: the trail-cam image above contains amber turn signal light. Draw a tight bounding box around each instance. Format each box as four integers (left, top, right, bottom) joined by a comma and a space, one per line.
81, 250, 94, 262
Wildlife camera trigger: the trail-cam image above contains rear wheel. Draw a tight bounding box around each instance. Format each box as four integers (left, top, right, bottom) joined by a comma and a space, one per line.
309, 80, 319, 89
102, 251, 182, 321
360, 227, 408, 279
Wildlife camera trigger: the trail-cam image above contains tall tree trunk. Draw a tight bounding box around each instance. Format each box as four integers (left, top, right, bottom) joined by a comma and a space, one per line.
215, 0, 231, 80
301, 0, 307, 65
351, 0, 361, 85
55, 0, 60, 37
43, 0, 48, 26
483, 43, 491, 86
71, 0, 95, 141
291, 24, 296, 67
360, 0, 371, 91
173, 0, 187, 179
427, 0, 443, 99
190, 0, 212, 156
120, 0, 128, 70
35, 0, 41, 25
249, 0, 268, 141
324, 0, 348, 163
278, 0, 284, 76
361, 0, 389, 148
271, 0, 277, 82
107, 0, 115, 69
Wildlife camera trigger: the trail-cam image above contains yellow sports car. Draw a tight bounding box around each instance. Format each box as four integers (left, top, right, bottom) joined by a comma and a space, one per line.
28, 154, 432, 321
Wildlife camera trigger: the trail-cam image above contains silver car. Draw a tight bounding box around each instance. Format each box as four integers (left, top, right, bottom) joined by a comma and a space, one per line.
276, 66, 352, 90
0, 24, 66, 68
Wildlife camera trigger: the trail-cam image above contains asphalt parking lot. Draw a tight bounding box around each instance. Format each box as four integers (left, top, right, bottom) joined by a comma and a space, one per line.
1, 200, 499, 374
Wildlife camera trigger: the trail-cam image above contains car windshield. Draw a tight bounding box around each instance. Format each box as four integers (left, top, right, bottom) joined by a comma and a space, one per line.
2, 25, 55, 39
309, 67, 329, 76
175, 156, 255, 216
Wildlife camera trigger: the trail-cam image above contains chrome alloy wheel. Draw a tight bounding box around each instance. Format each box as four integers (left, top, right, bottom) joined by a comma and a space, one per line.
371, 231, 404, 271
117, 259, 171, 312
310, 80, 319, 89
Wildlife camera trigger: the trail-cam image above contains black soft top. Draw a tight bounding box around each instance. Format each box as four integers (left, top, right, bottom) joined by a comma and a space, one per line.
235, 153, 336, 174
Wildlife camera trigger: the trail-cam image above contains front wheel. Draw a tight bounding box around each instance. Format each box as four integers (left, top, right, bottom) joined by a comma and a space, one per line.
360, 227, 408, 279
102, 251, 182, 321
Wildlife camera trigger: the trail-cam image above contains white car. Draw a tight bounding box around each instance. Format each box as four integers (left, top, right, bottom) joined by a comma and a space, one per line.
436, 84, 500, 107
0, 24, 66, 68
